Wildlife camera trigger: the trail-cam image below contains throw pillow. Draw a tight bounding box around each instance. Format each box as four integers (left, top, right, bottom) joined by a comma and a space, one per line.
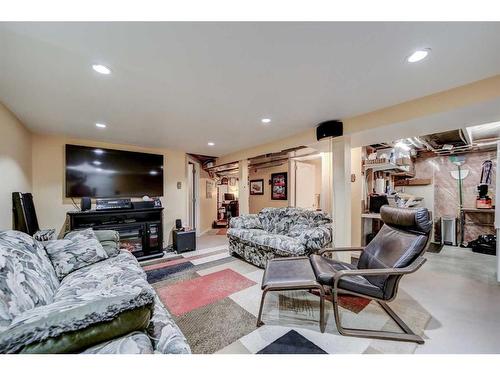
45, 229, 108, 280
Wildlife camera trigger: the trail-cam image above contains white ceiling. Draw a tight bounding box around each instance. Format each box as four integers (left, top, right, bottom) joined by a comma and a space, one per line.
1, 22, 500, 156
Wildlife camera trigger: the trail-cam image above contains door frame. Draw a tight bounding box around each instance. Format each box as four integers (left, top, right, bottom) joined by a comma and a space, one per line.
186, 156, 201, 236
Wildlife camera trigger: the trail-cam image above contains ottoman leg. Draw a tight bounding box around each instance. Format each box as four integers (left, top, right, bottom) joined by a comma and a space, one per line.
256, 288, 269, 327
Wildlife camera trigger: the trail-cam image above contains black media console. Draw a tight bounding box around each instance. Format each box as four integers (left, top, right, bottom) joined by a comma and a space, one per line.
67, 207, 164, 261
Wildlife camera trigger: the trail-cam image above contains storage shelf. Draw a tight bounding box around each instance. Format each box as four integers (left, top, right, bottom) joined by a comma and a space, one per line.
363, 162, 409, 173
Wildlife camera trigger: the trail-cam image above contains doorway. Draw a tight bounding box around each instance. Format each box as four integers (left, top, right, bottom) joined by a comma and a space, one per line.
292, 156, 322, 210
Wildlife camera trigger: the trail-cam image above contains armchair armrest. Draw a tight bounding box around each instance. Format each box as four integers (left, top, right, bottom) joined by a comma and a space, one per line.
319, 246, 365, 255
332, 257, 427, 289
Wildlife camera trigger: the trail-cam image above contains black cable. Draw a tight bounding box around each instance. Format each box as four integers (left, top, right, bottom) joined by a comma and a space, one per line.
70, 197, 80, 210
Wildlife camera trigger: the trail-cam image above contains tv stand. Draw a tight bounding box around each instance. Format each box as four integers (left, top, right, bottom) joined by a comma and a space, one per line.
67, 207, 164, 261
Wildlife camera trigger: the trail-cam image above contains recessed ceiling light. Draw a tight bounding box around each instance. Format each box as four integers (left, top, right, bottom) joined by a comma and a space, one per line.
208, 142, 215, 146
407, 49, 430, 63
149, 170, 158, 175
93, 160, 102, 165
95, 123, 107, 129
94, 149, 104, 155
92, 64, 112, 75
261, 118, 271, 124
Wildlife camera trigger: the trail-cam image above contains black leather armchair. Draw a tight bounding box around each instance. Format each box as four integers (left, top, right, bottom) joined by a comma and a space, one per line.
311, 205, 432, 343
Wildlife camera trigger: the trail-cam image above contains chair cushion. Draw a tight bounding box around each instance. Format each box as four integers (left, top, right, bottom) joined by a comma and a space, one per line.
0, 230, 60, 331
310, 254, 384, 299
45, 229, 109, 280
357, 225, 428, 290
380, 206, 432, 234
54, 251, 145, 303
262, 257, 317, 289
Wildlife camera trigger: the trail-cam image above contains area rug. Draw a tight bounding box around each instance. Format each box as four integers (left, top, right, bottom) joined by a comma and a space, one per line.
143, 245, 432, 354
257, 330, 327, 354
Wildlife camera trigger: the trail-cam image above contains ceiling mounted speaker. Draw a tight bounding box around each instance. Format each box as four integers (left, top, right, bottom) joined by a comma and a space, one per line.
316, 120, 343, 141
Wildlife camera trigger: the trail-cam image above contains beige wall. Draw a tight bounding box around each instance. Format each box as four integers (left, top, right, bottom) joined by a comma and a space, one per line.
249, 164, 289, 214
199, 169, 217, 234
31, 133, 188, 245
0, 103, 32, 229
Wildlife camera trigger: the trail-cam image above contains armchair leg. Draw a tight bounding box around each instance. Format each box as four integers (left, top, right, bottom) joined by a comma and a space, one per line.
332, 293, 424, 344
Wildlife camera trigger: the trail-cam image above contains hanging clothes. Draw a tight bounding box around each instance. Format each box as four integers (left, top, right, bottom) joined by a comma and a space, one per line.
480, 160, 493, 185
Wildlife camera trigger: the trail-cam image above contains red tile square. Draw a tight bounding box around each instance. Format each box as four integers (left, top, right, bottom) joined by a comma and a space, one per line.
310, 291, 370, 314
157, 269, 256, 316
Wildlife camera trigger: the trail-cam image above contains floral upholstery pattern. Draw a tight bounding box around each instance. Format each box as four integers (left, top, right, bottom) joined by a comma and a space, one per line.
228, 207, 332, 268
228, 237, 277, 268
45, 229, 109, 280
229, 214, 263, 230
82, 332, 154, 354
33, 229, 56, 242
0, 230, 190, 354
0, 230, 60, 331
148, 295, 191, 354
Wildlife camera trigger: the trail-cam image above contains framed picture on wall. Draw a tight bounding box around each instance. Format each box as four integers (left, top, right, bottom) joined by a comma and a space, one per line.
250, 179, 264, 195
271, 172, 287, 200
206, 180, 215, 199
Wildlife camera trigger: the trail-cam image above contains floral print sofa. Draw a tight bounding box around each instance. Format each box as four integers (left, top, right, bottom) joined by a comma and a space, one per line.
227, 207, 333, 268
0, 229, 190, 354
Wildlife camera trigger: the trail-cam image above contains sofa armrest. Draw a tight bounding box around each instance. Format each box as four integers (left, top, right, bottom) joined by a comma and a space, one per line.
0, 285, 155, 354
229, 214, 263, 229
147, 296, 191, 354
291, 226, 332, 251
94, 230, 121, 257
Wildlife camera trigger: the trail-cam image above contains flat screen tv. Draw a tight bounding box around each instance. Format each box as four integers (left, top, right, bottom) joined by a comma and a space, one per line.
65, 144, 164, 198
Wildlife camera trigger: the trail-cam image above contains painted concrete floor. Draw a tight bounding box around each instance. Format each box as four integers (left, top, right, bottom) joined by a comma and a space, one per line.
195, 234, 500, 354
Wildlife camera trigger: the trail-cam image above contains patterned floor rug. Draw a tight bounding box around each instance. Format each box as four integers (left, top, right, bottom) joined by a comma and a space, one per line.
143, 246, 432, 354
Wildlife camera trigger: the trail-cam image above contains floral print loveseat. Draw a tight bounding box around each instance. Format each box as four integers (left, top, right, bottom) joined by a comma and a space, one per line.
0, 229, 190, 354
227, 207, 333, 268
